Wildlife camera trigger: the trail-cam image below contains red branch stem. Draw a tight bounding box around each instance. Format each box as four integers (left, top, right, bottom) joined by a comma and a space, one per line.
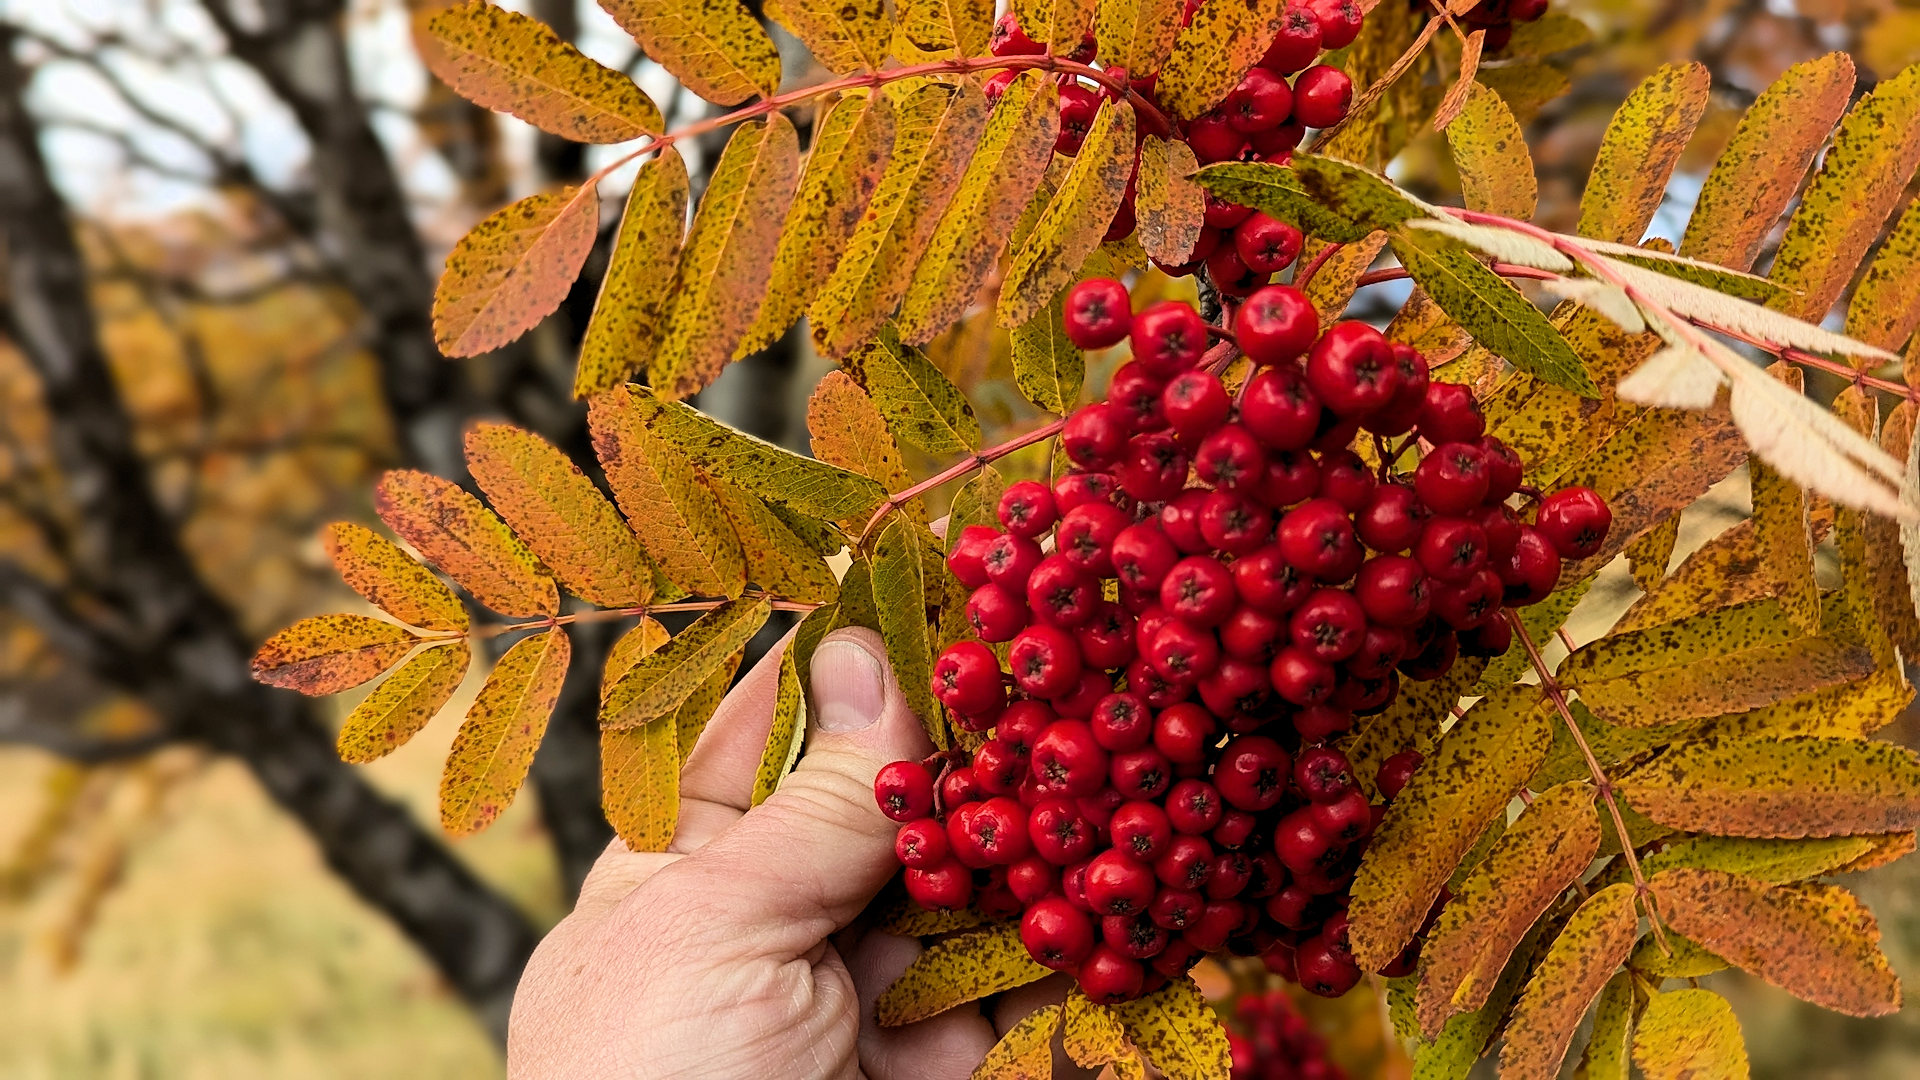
855, 418, 1067, 547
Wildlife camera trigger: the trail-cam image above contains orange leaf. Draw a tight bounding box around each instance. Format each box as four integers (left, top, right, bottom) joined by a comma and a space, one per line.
374, 470, 558, 617
419, 1, 662, 143
596, 0, 781, 106
336, 641, 471, 763
1432, 30, 1485, 131
575, 149, 690, 397
324, 521, 468, 632
1651, 868, 1902, 1016
1577, 61, 1708, 244
251, 614, 417, 695
1416, 781, 1601, 1037
440, 628, 571, 834
600, 618, 677, 850
432, 184, 599, 357
464, 422, 658, 607
1499, 883, 1642, 1080
807, 371, 913, 510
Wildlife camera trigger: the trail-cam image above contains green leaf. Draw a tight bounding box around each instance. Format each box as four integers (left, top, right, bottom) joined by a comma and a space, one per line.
999, 98, 1137, 328
1189, 162, 1374, 244
1289, 153, 1430, 237
1390, 226, 1598, 397
1578, 973, 1641, 1080
634, 393, 887, 521
1638, 835, 1886, 884
873, 518, 947, 749
602, 598, 772, 728
843, 325, 980, 456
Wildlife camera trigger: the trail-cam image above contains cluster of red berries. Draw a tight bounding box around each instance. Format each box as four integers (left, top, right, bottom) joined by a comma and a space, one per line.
981, 1, 1363, 270
874, 277, 1611, 1004
1228, 990, 1346, 1080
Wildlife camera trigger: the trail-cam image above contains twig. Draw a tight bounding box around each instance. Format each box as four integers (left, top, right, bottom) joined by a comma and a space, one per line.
855, 419, 1066, 547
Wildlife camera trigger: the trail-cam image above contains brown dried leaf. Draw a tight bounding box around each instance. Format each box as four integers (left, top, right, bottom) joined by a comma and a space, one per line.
252, 614, 416, 695
374, 469, 558, 616
324, 521, 468, 632
336, 641, 470, 763
1500, 883, 1641, 1080
1618, 734, 1920, 838
441, 628, 570, 834
1432, 31, 1484, 131
433, 184, 599, 357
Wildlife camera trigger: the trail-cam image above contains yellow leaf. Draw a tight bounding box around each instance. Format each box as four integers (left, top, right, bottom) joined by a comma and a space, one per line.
1578, 973, 1641, 1080
419, 1, 661, 143
1682, 52, 1855, 272
972, 1002, 1062, 1079
1348, 684, 1552, 969
596, 0, 780, 105
896, 72, 1061, 345
1432, 30, 1485, 131
674, 651, 740, 764
807, 371, 915, 507
1416, 781, 1601, 1037
750, 646, 806, 805
739, 93, 897, 358
1617, 734, 1920, 838
440, 628, 571, 834
764, 0, 890, 74
1134, 135, 1203, 266
603, 597, 771, 728
1341, 657, 1482, 800
1577, 62, 1709, 245
1767, 62, 1920, 321
873, 518, 947, 749
337, 641, 470, 763
1500, 884, 1641, 1080
1155, 0, 1287, 120
1095, 0, 1183, 77
1845, 195, 1920, 352
1638, 834, 1885, 885
843, 325, 980, 456
652, 117, 802, 399
1107, 977, 1231, 1080
999, 99, 1136, 328
1062, 989, 1134, 1070
623, 391, 887, 522
706, 477, 841, 604
464, 422, 658, 607
324, 521, 468, 632
1631, 990, 1749, 1080
600, 703, 679, 851
575, 150, 689, 397
890, 0, 992, 61
810, 81, 990, 359
1009, 234, 1105, 415
1011, 0, 1094, 46
251, 614, 417, 696
603, 618, 672, 702
875, 922, 1051, 1026
589, 385, 748, 598
432, 184, 599, 357
374, 469, 559, 617
1444, 80, 1535, 219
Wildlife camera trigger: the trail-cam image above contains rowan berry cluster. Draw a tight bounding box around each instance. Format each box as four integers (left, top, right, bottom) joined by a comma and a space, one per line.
874, 277, 1610, 1004
982, 1, 1361, 268
1228, 990, 1346, 1080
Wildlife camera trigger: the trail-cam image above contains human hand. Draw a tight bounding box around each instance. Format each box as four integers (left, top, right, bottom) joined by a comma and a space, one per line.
507, 627, 1088, 1079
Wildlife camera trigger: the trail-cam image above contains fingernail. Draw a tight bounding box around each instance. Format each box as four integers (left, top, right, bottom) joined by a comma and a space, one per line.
811, 640, 886, 733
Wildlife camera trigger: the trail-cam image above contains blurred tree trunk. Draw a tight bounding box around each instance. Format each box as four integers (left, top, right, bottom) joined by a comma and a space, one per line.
0, 27, 536, 1044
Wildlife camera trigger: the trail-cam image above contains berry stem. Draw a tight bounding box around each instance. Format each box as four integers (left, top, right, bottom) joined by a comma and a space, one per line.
580, 54, 1172, 196
1503, 608, 1672, 953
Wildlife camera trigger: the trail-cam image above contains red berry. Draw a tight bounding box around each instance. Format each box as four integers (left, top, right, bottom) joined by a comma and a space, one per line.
1155, 834, 1215, 891
972, 738, 1024, 794
1294, 745, 1355, 802
1102, 912, 1171, 960
1195, 425, 1266, 491
1347, 623, 1409, 679
1270, 645, 1336, 706
1118, 433, 1192, 504
997, 699, 1054, 754
1354, 554, 1429, 628
1052, 668, 1110, 718
1365, 343, 1433, 435
964, 796, 1033, 865
1057, 83, 1102, 155
1077, 603, 1138, 670
982, 69, 1019, 103
874, 760, 936, 821
1232, 543, 1312, 614
1026, 554, 1099, 628
905, 860, 973, 911
1272, 807, 1336, 875
1235, 285, 1319, 366
1078, 944, 1146, 1003
1262, 6, 1323, 73
1203, 190, 1256, 229
1250, 120, 1305, 159
1500, 525, 1562, 606
1150, 885, 1206, 929
1418, 381, 1486, 443
965, 583, 1029, 642
1160, 555, 1237, 627
1010, 623, 1084, 697
1220, 604, 1287, 661
1007, 857, 1057, 906
1414, 441, 1491, 515
1357, 483, 1426, 552
1291, 64, 1353, 128
1480, 436, 1524, 502
1415, 516, 1489, 584
1148, 619, 1222, 683
895, 817, 949, 868
1031, 718, 1109, 796
1212, 810, 1259, 851
947, 524, 1000, 588
982, 531, 1043, 588
1288, 588, 1367, 662
1309, 787, 1372, 842
1242, 366, 1323, 449
1161, 369, 1232, 438
1090, 691, 1153, 752
1188, 110, 1249, 163
1295, 934, 1361, 996
1086, 849, 1157, 915
1376, 751, 1422, 799
1399, 627, 1459, 681
1536, 486, 1612, 559
1112, 800, 1174, 861
1110, 745, 1175, 800
1030, 796, 1097, 864
1206, 243, 1263, 298
1215, 735, 1292, 811
1234, 213, 1305, 274
1292, 703, 1352, 741
1308, 0, 1363, 49
1306, 321, 1402, 417
997, 479, 1058, 538
1430, 568, 1503, 630
1226, 66, 1294, 131
940, 764, 983, 808
932, 641, 1005, 715
1109, 361, 1167, 432
1155, 704, 1220, 766
1063, 402, 1127, 468
1159, 489, 1212, 554
1276, 498, 1359, 580
1166, 777, 1224, 835
1111, 522, 1179, 593
1023, 896, 1096, 970
988, 11, 1045, 55
1462, 616, 1514, 658
1057, 501, 1129, 576
1318, 449, 1376, 512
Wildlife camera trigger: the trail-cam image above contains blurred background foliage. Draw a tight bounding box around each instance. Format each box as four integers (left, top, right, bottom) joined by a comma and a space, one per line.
3, 0, 1920, 1076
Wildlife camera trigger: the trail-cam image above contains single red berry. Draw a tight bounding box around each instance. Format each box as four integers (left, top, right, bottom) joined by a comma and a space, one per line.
1155, 834, 1215, 891
1110, 522, 1179, 593
988, 11, 1045, 55
1376, 751, 1423, 799
1197, 657, 1276, 725
1354, 554, 1430, 628
961, 796, 1033, 865
1126, 657, 1191, 708
1159, 489, 1212, 554
1235, 285, 1319, 366
1163, 779, 1222, 838
1309, 787, 1372, 843
1307, 0, 1363, 49
947, 524, 1000, 588
1184, 899, 1245, 951
1536, 486, 1612, 559
1414, 441, 1491, 515
1364, 343, 1433, 435
1056, 83, 1102, 155
1293, 745, 1356, 803
996, 699, 1054, 755
894, 817, 949, 868
1150, 885, 1206, 930
1500, 525, 1562, 606
1257, 447, 1323, 508
1356, 483, 1426, 553
1295, 933, 1362, 996
1234, 213, 1305, 274
1415, 516, 1490, 584
1161, 369, 1231, 438
982, 531, 1043, 588
1110, 745, 1175, 800
1417, 381, 1486, 443
1007, 855, 1057, 905
1160, 555, 1237, 627
1262, 6, 1323, 73
1052, 668, 1110, 719
1031, 718, 1109, 796
1078, 944, 1146, 1003
1292, 703, 1352, 741
1112, 800, 1174, 862
1155, 704, 1220, 766
1216, 735, 1292, 812
1054, 470, 1126, 514
1023, 896, 1096, 970
1211, 810, 1259, 852
996, 479, 1058, 538
1117, 430, 1192, 502
1187, 110, 1249, 163
1249, 120, 1305, 159
1102, 912, 1171, 960
1288, 588, 1367, 662
1290, 64, 1352, 128
905, 860, 973, 911
1272, 807, 1337, 875
1220, 604, 1287, 661
1347, 623, 1409, 679
1226, 66, 1294, 131
1306, 320, 1402, 417
1063, 402, 1127, 469
1242, 368, 1323, 453
1009, 624, 1084, 698
1199, 490, 1274, 556
1430, 568, 1503, 630
1232, 544, 1313, 615
940, 764, 983, 808
1462, 616, 1514, 658
1479, 436, 1525, 502
982, 69, 1019, 104
1269, 645, 1336, 706
1206, 243, 1263, 298
1029, 796, 1097, 864
1086, 849, 1158, 916
1026, 554, 1099, 628
1276, 498, 1359, 581
1076, 602, 1138, 670
1148, 619, 1222, 683
1203, 190, 1256, 229
1318, 449, 1376, 512
1195, 424, 1266, 491
972, 738, 1024, 794
1479, 503, 1523, 563
1205, 850, 1253, 900
1265, 884, 1316, 930
1108, 361, 1167, 432
931, 641, 1005, 715
1089, 691, 1152, 752
966, 583, 1029, 642
1056, 501, 1129, 576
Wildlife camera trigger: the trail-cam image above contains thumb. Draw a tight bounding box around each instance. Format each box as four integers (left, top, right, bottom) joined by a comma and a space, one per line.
658, 627, 935, 956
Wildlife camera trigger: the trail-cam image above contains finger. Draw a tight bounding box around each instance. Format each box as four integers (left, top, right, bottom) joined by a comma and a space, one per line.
568, 837, 682, 922
669, 626, 796, 852
846, 929, 995, 1080
642, 628, 934, 957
